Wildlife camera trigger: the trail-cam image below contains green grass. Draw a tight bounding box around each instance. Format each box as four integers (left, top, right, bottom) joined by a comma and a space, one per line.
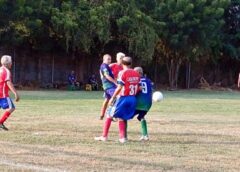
0, 90, 240, 172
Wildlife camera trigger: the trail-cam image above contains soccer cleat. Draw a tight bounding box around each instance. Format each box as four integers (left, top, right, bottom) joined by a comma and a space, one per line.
140, 135, 149, 141
119, 138, 127, 143
94, 136, 107, 141
0, 123, 8, 131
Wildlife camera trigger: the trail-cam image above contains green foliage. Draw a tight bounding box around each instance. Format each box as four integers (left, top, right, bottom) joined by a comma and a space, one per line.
154, 0, 230, 63
222, 0, 240, 60
0, 0, 238, 65
115, 0, 158, 61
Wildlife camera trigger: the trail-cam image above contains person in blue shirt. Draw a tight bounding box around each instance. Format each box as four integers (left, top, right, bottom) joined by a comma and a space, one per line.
133, 67, 153, 141
67, 70, 78, 90
94, 54, 117, 142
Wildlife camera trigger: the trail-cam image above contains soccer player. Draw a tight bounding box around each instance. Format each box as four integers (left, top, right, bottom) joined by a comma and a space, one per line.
109, 52, 125, 79
133, 67, 153, 141
0, 55, 20, 130
96, 54, 117, 141
99, 54, 117, 120
95, 56, 140, 143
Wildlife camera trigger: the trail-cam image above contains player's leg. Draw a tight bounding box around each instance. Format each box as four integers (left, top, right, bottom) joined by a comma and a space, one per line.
124, 120, 128, 139
137, 111, 149, 141
95, 99, 112, 141
100, 98, 109, 120
0, 98, 15, 131
140, 119, 148, 139
117, 97, 136, 143
100, 88, 116, 120
95, 90, 116, 141
118, 119, 126, 143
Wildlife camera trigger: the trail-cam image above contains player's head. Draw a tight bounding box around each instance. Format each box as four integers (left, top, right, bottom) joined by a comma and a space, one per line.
122, 56, 132, 68
134, 67, 143, 76
103, 54, 111, 64
116, 52, 125, 64
1, 55, 12, 68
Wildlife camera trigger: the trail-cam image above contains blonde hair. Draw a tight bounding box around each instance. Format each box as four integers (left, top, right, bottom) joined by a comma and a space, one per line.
1, 55, 12, 66
116, 52, 125, 61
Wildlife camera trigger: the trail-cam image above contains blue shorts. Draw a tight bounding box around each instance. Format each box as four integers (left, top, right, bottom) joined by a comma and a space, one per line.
0, 97, 15, 109
134, 110, 148, 121
109, 96, 136, 120
103, 88, 116, 100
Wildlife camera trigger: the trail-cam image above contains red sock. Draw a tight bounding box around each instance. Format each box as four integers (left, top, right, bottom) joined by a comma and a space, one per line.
102, 118, 112, 137
119, 120, 126, 139
0, 111, 11, 124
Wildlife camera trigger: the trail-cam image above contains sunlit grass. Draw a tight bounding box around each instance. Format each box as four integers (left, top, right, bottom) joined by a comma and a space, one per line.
0, 90, 239, 171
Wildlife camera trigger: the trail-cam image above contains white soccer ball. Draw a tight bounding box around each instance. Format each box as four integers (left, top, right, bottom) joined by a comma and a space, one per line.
152, 91, 163, 102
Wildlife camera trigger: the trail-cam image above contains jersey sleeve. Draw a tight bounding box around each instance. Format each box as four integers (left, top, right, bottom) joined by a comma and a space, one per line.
117, 71, 125, 86
100, 64, 110, 77
4, 68, 11, 82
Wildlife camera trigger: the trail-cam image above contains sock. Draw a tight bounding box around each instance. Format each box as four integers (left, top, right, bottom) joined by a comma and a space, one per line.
0, 111, 11, 124
102, 118, 112, 137
141, 119, 148, 136
124, 120, 128, 138
119, 120, 126, 139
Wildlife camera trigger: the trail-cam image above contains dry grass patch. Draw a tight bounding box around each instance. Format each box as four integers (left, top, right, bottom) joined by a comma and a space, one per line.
0, 90, 239, 171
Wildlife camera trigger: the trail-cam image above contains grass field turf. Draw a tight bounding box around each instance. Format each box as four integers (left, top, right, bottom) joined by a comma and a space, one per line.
0, 90, 239, 172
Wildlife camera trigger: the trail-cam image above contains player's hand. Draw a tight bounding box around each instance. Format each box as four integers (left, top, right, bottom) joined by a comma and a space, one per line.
15, 93, 20, 102
99, 115, 104, 120
108, 98, 114, 106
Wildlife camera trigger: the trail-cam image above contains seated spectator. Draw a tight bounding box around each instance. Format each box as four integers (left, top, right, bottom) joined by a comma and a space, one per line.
88, 74, 98, 90
68, 70, 79, 90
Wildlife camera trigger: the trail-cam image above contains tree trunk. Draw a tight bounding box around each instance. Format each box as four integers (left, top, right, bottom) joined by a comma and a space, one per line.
167, 59, 181, 90
51, 55, 55, 84
37, 56, 42, 83
20, 52, 27, 85
185, 62, 191, 89
153, 56, 158, 85
12, 48, 16, 83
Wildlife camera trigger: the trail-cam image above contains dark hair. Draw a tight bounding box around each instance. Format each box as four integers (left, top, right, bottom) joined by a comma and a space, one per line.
122, 59, 132, 66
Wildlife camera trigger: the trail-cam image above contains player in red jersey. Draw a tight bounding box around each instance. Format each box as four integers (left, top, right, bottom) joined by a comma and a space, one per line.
95, 56, 140, 143
0, 55, 20, 130
109, 52, 125, 79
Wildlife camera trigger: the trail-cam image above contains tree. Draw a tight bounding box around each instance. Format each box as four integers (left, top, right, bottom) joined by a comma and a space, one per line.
222, 0, 240, 60
116, 0, 158, 61
153, 0, 230, 89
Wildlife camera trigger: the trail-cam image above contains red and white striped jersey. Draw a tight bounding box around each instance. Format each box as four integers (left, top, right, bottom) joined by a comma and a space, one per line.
110, 63, 123, 79
0, 66, 11, 98
117, 69, 140, 96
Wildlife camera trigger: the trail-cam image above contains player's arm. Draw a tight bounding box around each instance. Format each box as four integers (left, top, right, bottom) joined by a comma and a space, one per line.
105, 74, 117, 85
108, 85, 122, 106
6, 80, 20, 102
238, 73, 240, 88
102, 67, 117, 85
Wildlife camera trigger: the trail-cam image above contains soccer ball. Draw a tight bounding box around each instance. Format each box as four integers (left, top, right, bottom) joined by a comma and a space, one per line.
152, 91, 163, 102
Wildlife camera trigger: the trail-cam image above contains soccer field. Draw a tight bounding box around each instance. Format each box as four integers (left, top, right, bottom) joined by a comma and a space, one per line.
0, 90, 239, 172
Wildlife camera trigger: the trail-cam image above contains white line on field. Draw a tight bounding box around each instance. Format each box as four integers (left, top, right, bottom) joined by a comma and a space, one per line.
0, 158, 67, 172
